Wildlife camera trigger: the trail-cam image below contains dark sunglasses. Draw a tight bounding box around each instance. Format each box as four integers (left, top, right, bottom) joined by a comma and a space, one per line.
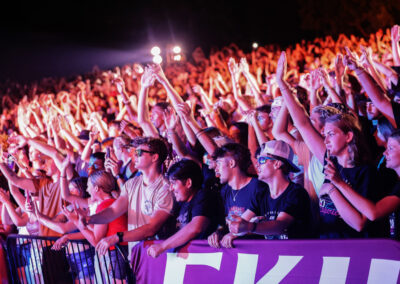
257, 156, 275, 164
135, 149, 155, 157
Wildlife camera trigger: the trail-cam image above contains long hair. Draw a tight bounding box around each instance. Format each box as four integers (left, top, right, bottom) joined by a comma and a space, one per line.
324, 114, 371, 166
88, 170, 115, 194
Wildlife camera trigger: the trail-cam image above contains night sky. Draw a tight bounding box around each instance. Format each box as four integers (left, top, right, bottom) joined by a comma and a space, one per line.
1, 0, 399, 82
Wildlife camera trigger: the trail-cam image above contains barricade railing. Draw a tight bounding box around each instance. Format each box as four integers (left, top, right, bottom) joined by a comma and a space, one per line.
5, 234, 134, 284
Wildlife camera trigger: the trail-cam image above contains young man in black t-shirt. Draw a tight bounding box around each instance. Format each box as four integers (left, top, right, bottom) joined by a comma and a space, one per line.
229, 140, 313, 239
208, 143, 268, 248
147, 159, 219, 258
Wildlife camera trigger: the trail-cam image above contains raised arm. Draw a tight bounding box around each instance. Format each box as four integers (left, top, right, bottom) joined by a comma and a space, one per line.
137, 67, 159, 137
391, 25, 400, 66
176, 103, 218, 156
60, 158, 88, 208
0, 188, 28, 227
343, 54, 396, 127
0, 163, 36, 193
271, 104, 296, 149
276, 52, 326, 163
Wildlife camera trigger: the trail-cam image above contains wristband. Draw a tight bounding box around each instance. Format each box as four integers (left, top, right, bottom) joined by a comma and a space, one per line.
115, 174, 124, 180
117, 231, 124, 243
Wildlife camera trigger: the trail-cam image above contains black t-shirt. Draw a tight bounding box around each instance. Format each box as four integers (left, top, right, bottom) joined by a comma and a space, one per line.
249, 182, 313, 239
172, 189, 219, 239
221, 178, 269, 222
319, 162, 381, 239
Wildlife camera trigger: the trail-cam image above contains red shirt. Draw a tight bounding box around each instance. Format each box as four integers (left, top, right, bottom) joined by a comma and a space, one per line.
96, 198, 128, 247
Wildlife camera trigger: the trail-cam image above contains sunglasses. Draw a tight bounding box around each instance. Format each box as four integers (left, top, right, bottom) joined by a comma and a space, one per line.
257, 156, 275, 164
135, 149, 155, 157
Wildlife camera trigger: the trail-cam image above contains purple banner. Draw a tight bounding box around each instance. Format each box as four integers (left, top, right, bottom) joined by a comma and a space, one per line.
131, 239, 400, 284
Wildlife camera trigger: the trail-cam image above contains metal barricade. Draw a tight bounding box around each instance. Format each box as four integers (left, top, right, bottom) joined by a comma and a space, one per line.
5, 234, 134, 284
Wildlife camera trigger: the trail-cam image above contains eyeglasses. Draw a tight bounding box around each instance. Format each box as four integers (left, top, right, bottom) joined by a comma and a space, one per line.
257, 156, 275, 164
135, 149, 155, 157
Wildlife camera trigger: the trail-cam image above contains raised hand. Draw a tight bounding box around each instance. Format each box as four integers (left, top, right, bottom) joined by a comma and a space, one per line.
113, 77, 126, 94
391, 25, 400, 43
8, 135, 27, 149
310, 70, 322, 90
335, 54, 346, 77
342, 54, 360, 71
276, 52, 287, 82
176, 102, 193, 123
239, 57, 250, 74
140, 66, 156, 88
149, 64, 168, 84
163, 108, 179, 130
227, 58, 241, 81
0, 188, 10, 204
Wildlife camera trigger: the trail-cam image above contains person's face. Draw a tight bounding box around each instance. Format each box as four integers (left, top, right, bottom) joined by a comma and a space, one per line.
384, 138, 400, 170
169, 179, 191, 202
88, 158, 105, 174
215, 156, 233, 184
366, 102, 380, 120
150, 106, 165, 129
69, 183, 82, 197
256, 155, 276, 181
323, 123, 352, 157
133, 145, 156, 170
257, 112, 271, 131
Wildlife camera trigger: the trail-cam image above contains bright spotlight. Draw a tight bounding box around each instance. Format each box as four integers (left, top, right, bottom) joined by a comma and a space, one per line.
172, 46, 181, 54
252, 42, 258, 49
150, 46, 161, 56
173, 54, 182, 61
153, 55, 163, 64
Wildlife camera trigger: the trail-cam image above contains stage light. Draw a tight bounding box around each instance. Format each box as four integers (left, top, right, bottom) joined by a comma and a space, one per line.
173, 54, 182, 61
252, 42, 258, 49
172, 46, 181, 54
150, 46, 161, 56
153, 55, 163, 64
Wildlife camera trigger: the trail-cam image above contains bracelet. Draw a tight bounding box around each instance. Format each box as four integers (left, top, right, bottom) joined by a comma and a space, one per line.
60, 176, 67, 179
327, 186, 336, 195
195, 129, 205, 137
115, 174, 124, 180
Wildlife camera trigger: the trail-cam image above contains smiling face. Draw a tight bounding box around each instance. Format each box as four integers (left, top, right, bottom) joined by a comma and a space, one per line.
169, 178, 192, 202
384, 137, 400, 170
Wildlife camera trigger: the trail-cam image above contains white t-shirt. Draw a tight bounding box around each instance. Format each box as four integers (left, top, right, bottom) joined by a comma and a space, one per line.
121, 173, 173, 256
308, 155, 324, 196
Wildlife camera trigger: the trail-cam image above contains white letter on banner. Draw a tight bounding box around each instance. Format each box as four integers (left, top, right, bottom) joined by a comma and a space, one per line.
163, 253, 223, 284
256, 255, 303, 284
319, 257, 350, 284
367, 259, 400, 284
234, 253, 258, 284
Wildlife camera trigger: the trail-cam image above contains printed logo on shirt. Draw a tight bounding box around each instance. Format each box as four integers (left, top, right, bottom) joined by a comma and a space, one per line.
319, 195, 340, 216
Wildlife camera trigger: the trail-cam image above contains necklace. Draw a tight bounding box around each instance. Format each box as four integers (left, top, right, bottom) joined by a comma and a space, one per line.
232, 189, 240, 202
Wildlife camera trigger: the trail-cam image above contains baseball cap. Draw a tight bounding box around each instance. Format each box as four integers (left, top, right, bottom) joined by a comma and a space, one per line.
260, 140, 300, 172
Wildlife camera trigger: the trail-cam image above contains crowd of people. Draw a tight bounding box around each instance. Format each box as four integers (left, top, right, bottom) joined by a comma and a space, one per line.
0, 24, 399, 282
